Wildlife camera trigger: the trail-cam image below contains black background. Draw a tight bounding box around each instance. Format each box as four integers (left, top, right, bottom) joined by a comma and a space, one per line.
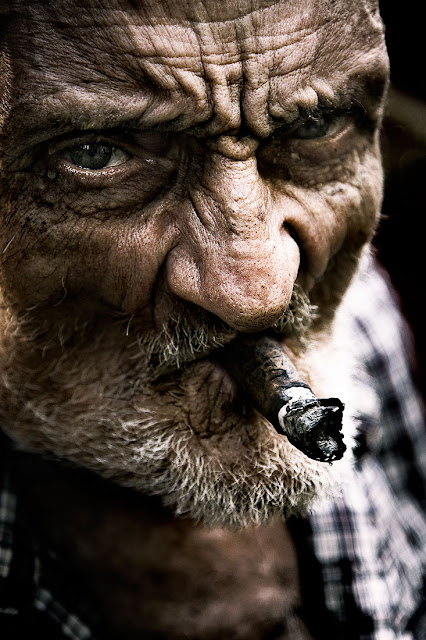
375, 5, 426, 397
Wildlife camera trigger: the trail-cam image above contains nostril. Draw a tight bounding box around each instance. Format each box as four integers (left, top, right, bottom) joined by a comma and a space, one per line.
166, 227, 300, 333
282, 221, 298, 242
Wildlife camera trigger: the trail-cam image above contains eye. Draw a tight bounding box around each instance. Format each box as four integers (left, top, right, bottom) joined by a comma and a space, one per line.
42, 131, 182, 214
256, 110, 360, 178
62, 143, 130, 170
289, 114, 345, 140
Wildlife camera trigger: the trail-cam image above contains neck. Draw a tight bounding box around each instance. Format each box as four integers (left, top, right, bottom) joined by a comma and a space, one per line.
10, 447, 312, 640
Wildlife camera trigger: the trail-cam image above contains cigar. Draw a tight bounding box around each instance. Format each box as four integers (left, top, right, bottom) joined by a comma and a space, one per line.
218, 335, 346, 463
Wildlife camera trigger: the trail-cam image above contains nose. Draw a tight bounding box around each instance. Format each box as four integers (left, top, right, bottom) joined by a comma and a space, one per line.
166, 143, 300, 332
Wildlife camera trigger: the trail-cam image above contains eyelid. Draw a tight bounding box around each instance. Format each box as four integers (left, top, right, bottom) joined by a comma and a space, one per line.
46, 129, 180, 167
269, 108, 348, 141
256, 112, 363, 173
288, 113, 348, 140
47, 131, 133, 158
40, 128, 182, 196
61, 144, 131, 171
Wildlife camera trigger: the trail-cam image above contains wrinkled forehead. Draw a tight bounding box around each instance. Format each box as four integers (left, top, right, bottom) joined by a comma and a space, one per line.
3, 0, 388, 137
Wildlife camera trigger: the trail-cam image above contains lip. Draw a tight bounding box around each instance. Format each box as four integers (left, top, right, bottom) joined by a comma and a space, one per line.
150, 323, 292, 381
150, 329, 278, 406
148, 330, 239, 383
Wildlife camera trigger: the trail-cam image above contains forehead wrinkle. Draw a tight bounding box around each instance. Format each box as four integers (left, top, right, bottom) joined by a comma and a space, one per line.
6, 0, 387, 143
6, 16, 212, 139
188, 19, 243, 133
133, 12, 334, 135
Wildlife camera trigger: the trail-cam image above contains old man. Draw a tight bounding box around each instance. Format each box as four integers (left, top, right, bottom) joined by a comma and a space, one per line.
0, 0, 425, 638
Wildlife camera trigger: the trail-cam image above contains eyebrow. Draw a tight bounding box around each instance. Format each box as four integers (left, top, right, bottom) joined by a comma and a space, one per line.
9, 70, 388, 151
10, 94, 168, 147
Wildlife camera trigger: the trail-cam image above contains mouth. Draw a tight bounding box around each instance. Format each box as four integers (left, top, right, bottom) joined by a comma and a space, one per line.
152, 328, 346, 463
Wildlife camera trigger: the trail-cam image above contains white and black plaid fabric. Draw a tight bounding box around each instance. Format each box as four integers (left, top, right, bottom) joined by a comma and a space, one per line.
1, 258, 425, 639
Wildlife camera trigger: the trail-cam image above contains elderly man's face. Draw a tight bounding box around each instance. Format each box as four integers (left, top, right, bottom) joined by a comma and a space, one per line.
0, 0, 388, 525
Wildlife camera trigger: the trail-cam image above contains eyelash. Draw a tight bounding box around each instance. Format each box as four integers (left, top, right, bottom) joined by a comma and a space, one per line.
61, 143, 131, 171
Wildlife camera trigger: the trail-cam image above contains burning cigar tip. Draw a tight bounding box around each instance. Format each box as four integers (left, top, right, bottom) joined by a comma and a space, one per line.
278, 397, 346, 462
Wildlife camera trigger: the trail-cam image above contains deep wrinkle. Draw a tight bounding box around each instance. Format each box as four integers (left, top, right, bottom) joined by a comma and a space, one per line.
8, 85, 381, 158
0, 0, 388, 528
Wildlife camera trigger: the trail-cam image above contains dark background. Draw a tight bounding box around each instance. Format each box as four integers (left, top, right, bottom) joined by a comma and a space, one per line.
375, 5, 426, 397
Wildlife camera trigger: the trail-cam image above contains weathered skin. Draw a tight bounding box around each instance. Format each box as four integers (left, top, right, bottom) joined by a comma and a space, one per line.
0, 0, 388, 636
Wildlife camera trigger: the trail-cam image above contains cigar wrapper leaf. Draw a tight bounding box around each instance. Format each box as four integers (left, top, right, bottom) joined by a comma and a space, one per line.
218, 335, 346, 463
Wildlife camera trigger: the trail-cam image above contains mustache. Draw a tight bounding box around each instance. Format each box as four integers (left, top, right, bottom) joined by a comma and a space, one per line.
125, 283, 318, 375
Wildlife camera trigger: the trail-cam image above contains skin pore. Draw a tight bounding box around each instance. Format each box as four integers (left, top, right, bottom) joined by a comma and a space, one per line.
0, 0, 388, 636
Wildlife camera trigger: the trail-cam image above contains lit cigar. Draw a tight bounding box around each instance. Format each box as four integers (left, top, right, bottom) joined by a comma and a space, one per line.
218, 335, 346, 462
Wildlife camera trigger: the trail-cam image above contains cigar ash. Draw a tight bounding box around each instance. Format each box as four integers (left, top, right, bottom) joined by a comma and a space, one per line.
276, 388, 345, 462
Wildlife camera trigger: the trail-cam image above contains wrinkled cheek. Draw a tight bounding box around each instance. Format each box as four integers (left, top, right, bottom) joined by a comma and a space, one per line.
308, 156, 383, 319
0, 207, 63, 309
0, 206, 86, 310
355, 154, 384, 235
0, 195, 167, 316
329, 153, 383, 250
321, 151, 383, 262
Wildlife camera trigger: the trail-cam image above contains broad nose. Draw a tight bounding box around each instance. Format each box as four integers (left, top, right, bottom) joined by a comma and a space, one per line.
166, 146, 300, 332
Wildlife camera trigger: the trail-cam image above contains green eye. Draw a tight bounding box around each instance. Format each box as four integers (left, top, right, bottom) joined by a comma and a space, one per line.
290, 115, 343, 140
63, 143, 130, 170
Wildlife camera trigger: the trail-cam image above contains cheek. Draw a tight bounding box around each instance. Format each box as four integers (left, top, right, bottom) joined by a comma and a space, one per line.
308, 151, 383, 319
0, 185, 176, 313
322, 149, 383, 258
287, 147, 382, 279
0, 189, 67, 308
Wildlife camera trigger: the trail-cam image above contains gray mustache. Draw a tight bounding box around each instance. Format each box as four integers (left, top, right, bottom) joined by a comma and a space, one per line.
126, 283, 317, 375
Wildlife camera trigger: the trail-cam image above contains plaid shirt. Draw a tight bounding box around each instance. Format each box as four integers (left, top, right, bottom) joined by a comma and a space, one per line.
1, 258, 425, 639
